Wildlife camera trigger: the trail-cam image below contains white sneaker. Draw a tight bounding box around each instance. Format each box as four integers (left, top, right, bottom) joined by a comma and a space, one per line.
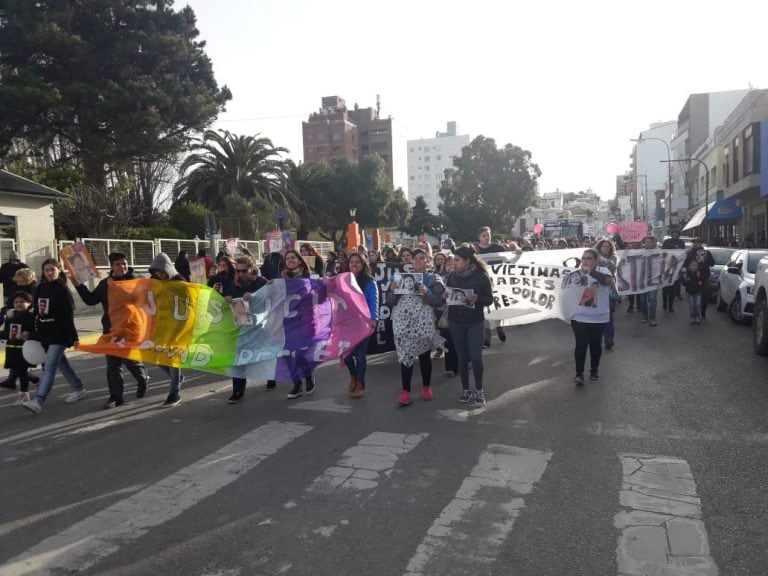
13, 392, 30, 406
22, 399, 42, 414
65, 388, 87, 403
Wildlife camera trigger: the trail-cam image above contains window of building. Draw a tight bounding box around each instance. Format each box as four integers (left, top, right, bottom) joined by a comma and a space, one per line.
306, 133, 314, 140
733, 137, 740, 182
317, 132, 326, 140
436, 155, 441, 160
332, 146, 341, 154
410, 176, 415, 180
306, 146, 315, 156
332, 132, 341, 141
409, 148, 415, 152
723, 146, 730, 186
424, 156, 430, 161
744, 125, 754, 176
424, 165, 430, 171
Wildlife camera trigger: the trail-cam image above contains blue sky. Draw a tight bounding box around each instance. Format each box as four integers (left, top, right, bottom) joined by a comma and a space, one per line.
181, 0, 768, 199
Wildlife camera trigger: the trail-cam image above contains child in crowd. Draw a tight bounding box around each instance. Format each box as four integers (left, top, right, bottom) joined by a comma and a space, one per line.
682, 261, 704, 324
1, 291, 36, 404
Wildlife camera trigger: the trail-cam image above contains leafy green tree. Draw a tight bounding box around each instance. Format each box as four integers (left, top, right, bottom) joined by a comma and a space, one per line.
439, 135, 541, 242
400, 196, 445, 237
299, 157, 408, 245
0, 0, 231, 189
173, 130, 290, 212
284, 160, 329, 239
168, 202, 207, 239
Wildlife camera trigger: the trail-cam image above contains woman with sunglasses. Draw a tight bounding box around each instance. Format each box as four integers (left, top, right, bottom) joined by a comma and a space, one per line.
225, 255, 267, 403
568, 248, 614, 386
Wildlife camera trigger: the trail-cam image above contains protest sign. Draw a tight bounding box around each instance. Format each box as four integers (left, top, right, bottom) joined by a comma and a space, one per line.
59, 242, 99, 284
618, 221, 648, 243
190, 258, 207, 284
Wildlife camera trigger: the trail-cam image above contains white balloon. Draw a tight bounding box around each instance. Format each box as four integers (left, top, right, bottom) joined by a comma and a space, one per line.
22, 340, 47, 365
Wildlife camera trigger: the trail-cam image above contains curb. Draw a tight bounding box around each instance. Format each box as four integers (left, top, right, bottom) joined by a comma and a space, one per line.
0, 333, 102, 366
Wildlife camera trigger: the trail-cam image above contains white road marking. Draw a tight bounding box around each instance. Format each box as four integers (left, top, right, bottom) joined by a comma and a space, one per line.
288, 398, 351, 413
615, 453, 718, 576
403, 444, 552, 576
308, 432, 427, 492
1, 421, 312, 576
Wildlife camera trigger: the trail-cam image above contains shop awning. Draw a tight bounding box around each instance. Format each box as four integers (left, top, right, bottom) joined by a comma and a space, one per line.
682, 200, 743, 231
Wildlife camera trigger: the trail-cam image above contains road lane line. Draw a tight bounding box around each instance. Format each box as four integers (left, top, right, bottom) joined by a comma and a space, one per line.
1, 421, 312, 576
403, 444, 552, 576
308, 432, 427, 493
615, 453, 718, 576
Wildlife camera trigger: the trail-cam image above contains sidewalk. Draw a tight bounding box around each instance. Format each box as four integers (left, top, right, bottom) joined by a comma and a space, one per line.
0, 312, 103, 366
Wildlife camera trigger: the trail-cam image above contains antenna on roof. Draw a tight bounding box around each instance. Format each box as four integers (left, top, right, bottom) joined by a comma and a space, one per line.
376, 94, 381, 119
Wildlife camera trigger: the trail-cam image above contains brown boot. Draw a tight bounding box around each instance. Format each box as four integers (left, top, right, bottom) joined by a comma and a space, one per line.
351, 380, 365, 399
348, 375, 358, 395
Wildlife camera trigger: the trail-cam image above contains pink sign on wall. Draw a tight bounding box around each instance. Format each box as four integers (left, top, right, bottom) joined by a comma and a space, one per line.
618, 221, 648, 243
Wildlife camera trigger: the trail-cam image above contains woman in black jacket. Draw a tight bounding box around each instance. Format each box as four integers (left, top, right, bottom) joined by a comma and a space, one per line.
174, 250, 191, 281
445, 245, 494, 406
22, 259, 86, 415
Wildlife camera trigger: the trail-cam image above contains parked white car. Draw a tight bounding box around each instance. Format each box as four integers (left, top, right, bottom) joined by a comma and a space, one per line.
717, 249, 768, 324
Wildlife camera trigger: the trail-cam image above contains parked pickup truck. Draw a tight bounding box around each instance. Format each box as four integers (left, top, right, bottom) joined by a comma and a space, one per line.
752, 254, 768, 354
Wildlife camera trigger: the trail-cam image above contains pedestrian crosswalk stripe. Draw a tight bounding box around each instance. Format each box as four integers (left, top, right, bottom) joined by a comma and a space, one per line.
1, 421, 312, 576
308, 432, 427, 493
403, 444, 552, 576
615, 453, 718, 576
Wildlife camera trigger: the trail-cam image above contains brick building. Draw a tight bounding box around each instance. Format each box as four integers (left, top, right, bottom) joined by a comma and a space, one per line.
302, 95, 400, 185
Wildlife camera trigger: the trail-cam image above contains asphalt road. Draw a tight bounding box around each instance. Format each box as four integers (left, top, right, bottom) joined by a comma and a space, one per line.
1, 302, 767, 576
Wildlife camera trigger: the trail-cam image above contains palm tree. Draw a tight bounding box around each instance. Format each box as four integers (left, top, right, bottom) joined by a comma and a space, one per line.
173, 130, 290, 212
284, 160, 330, 239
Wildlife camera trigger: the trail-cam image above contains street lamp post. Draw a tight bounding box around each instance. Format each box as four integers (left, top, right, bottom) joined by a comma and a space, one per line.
630, 137, 672, 231
660, 159, 709, 241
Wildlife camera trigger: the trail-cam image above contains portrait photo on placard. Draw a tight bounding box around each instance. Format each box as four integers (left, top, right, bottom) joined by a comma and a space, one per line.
393, 273, 422, 295
230, 297, 253, 326
37, 298, 49, 315
446, 287, 475, 308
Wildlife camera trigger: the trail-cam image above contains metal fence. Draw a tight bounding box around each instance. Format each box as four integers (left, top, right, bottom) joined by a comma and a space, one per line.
48, 237, 334, 271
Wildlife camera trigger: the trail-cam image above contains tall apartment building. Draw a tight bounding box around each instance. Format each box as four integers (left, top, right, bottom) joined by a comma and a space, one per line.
302, 95, 405, 190
407, 122, 470, 214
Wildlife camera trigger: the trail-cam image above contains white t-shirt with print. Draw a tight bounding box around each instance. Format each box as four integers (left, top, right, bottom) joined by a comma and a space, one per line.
569, 266, 611, 324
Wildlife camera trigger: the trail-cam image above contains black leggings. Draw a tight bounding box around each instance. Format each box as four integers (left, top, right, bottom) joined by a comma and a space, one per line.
571, 320, 605, 375
401, 351, 432, 392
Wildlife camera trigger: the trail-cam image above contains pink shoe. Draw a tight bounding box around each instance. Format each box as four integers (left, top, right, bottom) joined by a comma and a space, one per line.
421, 386, 434, 401
397, 391, 412, 406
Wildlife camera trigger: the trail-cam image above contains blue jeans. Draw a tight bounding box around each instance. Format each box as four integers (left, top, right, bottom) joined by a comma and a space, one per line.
688, 293, 702, 320
639, 289, 658, 321
344, 337, 370, 382
34, 344, 84, 404
604, 299, 617, 343
160, 366, 183, 395
449, 321, 485, 391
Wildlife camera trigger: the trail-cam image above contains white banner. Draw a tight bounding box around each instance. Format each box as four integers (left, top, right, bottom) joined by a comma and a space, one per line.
479, 248, 687, 326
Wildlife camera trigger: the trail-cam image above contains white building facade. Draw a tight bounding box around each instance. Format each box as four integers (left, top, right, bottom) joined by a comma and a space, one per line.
407, 122, 470, 214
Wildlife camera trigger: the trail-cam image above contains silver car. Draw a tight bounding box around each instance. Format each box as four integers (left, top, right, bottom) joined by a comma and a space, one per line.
717, 249, 768, 324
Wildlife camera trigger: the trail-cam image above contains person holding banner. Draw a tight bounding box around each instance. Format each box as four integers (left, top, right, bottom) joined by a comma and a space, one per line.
148, 253, 186, 407
21, 259, 87, 414
225, 256, 267, 403
569, 248, 614, 386
282, 250, 316, 399
595, 239, 619, 350
344, 253, 378, 399
387, 248, 445, 406
638, 236, 660, 326
444, 245, 493, 405
73, 252, 150, 409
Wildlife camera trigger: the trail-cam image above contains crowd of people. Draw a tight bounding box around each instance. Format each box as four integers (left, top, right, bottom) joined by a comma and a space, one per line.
0, 225, 718, 414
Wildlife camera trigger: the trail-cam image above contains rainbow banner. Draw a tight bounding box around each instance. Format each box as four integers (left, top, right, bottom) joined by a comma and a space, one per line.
77, 273, 373, 381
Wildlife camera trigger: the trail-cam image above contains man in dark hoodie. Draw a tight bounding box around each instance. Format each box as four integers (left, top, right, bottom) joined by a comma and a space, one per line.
73, 252, 149, 409
148, 253, 185, 407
